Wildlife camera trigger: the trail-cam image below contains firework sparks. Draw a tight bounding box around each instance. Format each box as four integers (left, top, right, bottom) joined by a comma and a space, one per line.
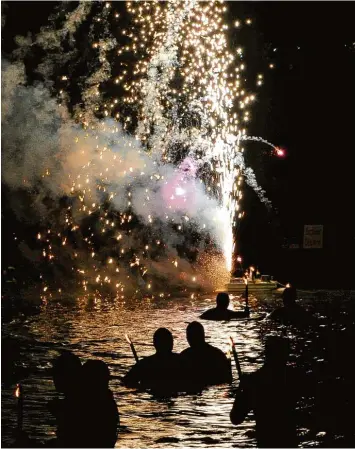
121, 1, 273, 272
3, 1, 281, 300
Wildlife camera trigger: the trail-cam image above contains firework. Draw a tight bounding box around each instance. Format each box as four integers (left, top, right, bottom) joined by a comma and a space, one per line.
122, 1, 269, 272
3, 1, 280, 300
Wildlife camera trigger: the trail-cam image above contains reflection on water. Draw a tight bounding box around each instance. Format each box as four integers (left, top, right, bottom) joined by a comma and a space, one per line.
2, 291, 355, 447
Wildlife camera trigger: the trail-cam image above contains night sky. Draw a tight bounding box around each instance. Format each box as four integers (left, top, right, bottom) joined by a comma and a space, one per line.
232, 2, 355, 286
2, 2, 355, 288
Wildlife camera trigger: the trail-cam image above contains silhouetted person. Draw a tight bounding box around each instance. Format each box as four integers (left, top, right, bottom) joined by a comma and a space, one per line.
269, 286, 316, 327
123, 328, 182, 394
12, 352, 83, 448
47, 351, 83, 447
52, 351, 82, 397
12, 352, 82, 448
233, 267, 244, 278
230, 337, 298, 448
80, 360, 119, 448
180, 321, 232, 390
200, 292, 249, 321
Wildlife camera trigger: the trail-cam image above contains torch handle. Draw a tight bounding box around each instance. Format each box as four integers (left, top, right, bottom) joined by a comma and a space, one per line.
232, 347, 243, 380
130, 343, 139, 363
230, 338, 243, 380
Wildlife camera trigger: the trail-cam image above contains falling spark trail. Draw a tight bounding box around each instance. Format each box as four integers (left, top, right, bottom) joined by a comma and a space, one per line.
238, 135, 278, 150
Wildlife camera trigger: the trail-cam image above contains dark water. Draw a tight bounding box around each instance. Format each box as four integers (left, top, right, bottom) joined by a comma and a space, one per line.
2, 290, 355, 448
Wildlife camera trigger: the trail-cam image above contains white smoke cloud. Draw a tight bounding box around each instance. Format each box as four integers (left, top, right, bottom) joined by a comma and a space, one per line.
1, 57, 228, 293
2, 1, 272, 296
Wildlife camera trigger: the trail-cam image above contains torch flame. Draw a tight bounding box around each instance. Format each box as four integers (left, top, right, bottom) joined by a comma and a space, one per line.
15, 384, 21, 398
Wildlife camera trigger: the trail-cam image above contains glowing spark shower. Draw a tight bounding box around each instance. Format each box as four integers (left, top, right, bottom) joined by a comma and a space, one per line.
121, 0, 278, 272
2, 1, 280, 300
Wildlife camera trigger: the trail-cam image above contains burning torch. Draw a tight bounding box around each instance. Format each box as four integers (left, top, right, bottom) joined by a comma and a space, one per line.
244, 277, 249, 313
15, 383, 24, 433
125, 334, 139, 363
249, 266, 255, 281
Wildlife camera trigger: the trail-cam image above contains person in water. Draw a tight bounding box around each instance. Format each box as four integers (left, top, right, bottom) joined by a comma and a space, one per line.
233, 267, 245, 278
123, 327, 182, 394
269, 286, 316, 326
180, 321, 232, 390
13, 351, 82, 448
200, 292, 250, 321
49, 354, 119, 448
230, 336, 299, 448
80, 360, 120, 448
47, 351, 83, 447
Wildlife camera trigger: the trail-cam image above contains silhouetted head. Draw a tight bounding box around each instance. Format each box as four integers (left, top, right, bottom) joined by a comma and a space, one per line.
216, 292, 230, 310
83, 360, 110, 392
153, 328, 174, 354
52, 351, 82, 395
264, 336, 290, 367
282, 286, 297, 307
186, 321, 205, 348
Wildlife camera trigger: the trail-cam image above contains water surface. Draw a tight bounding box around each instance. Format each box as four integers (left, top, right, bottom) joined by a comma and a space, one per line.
2, 290, 354, 447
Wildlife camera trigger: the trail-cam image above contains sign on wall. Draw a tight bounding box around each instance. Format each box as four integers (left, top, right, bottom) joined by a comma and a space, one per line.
303, 225, 323, 249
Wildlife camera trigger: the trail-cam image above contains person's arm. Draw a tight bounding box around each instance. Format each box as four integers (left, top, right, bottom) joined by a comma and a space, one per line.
199, 309, 215, 320
215, 350, 233, 384
230, 309, 250, 319
230, 381, 253, 425
223, 354, 233, 383
268, 308, 282, 321
122, 361, 143, 388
